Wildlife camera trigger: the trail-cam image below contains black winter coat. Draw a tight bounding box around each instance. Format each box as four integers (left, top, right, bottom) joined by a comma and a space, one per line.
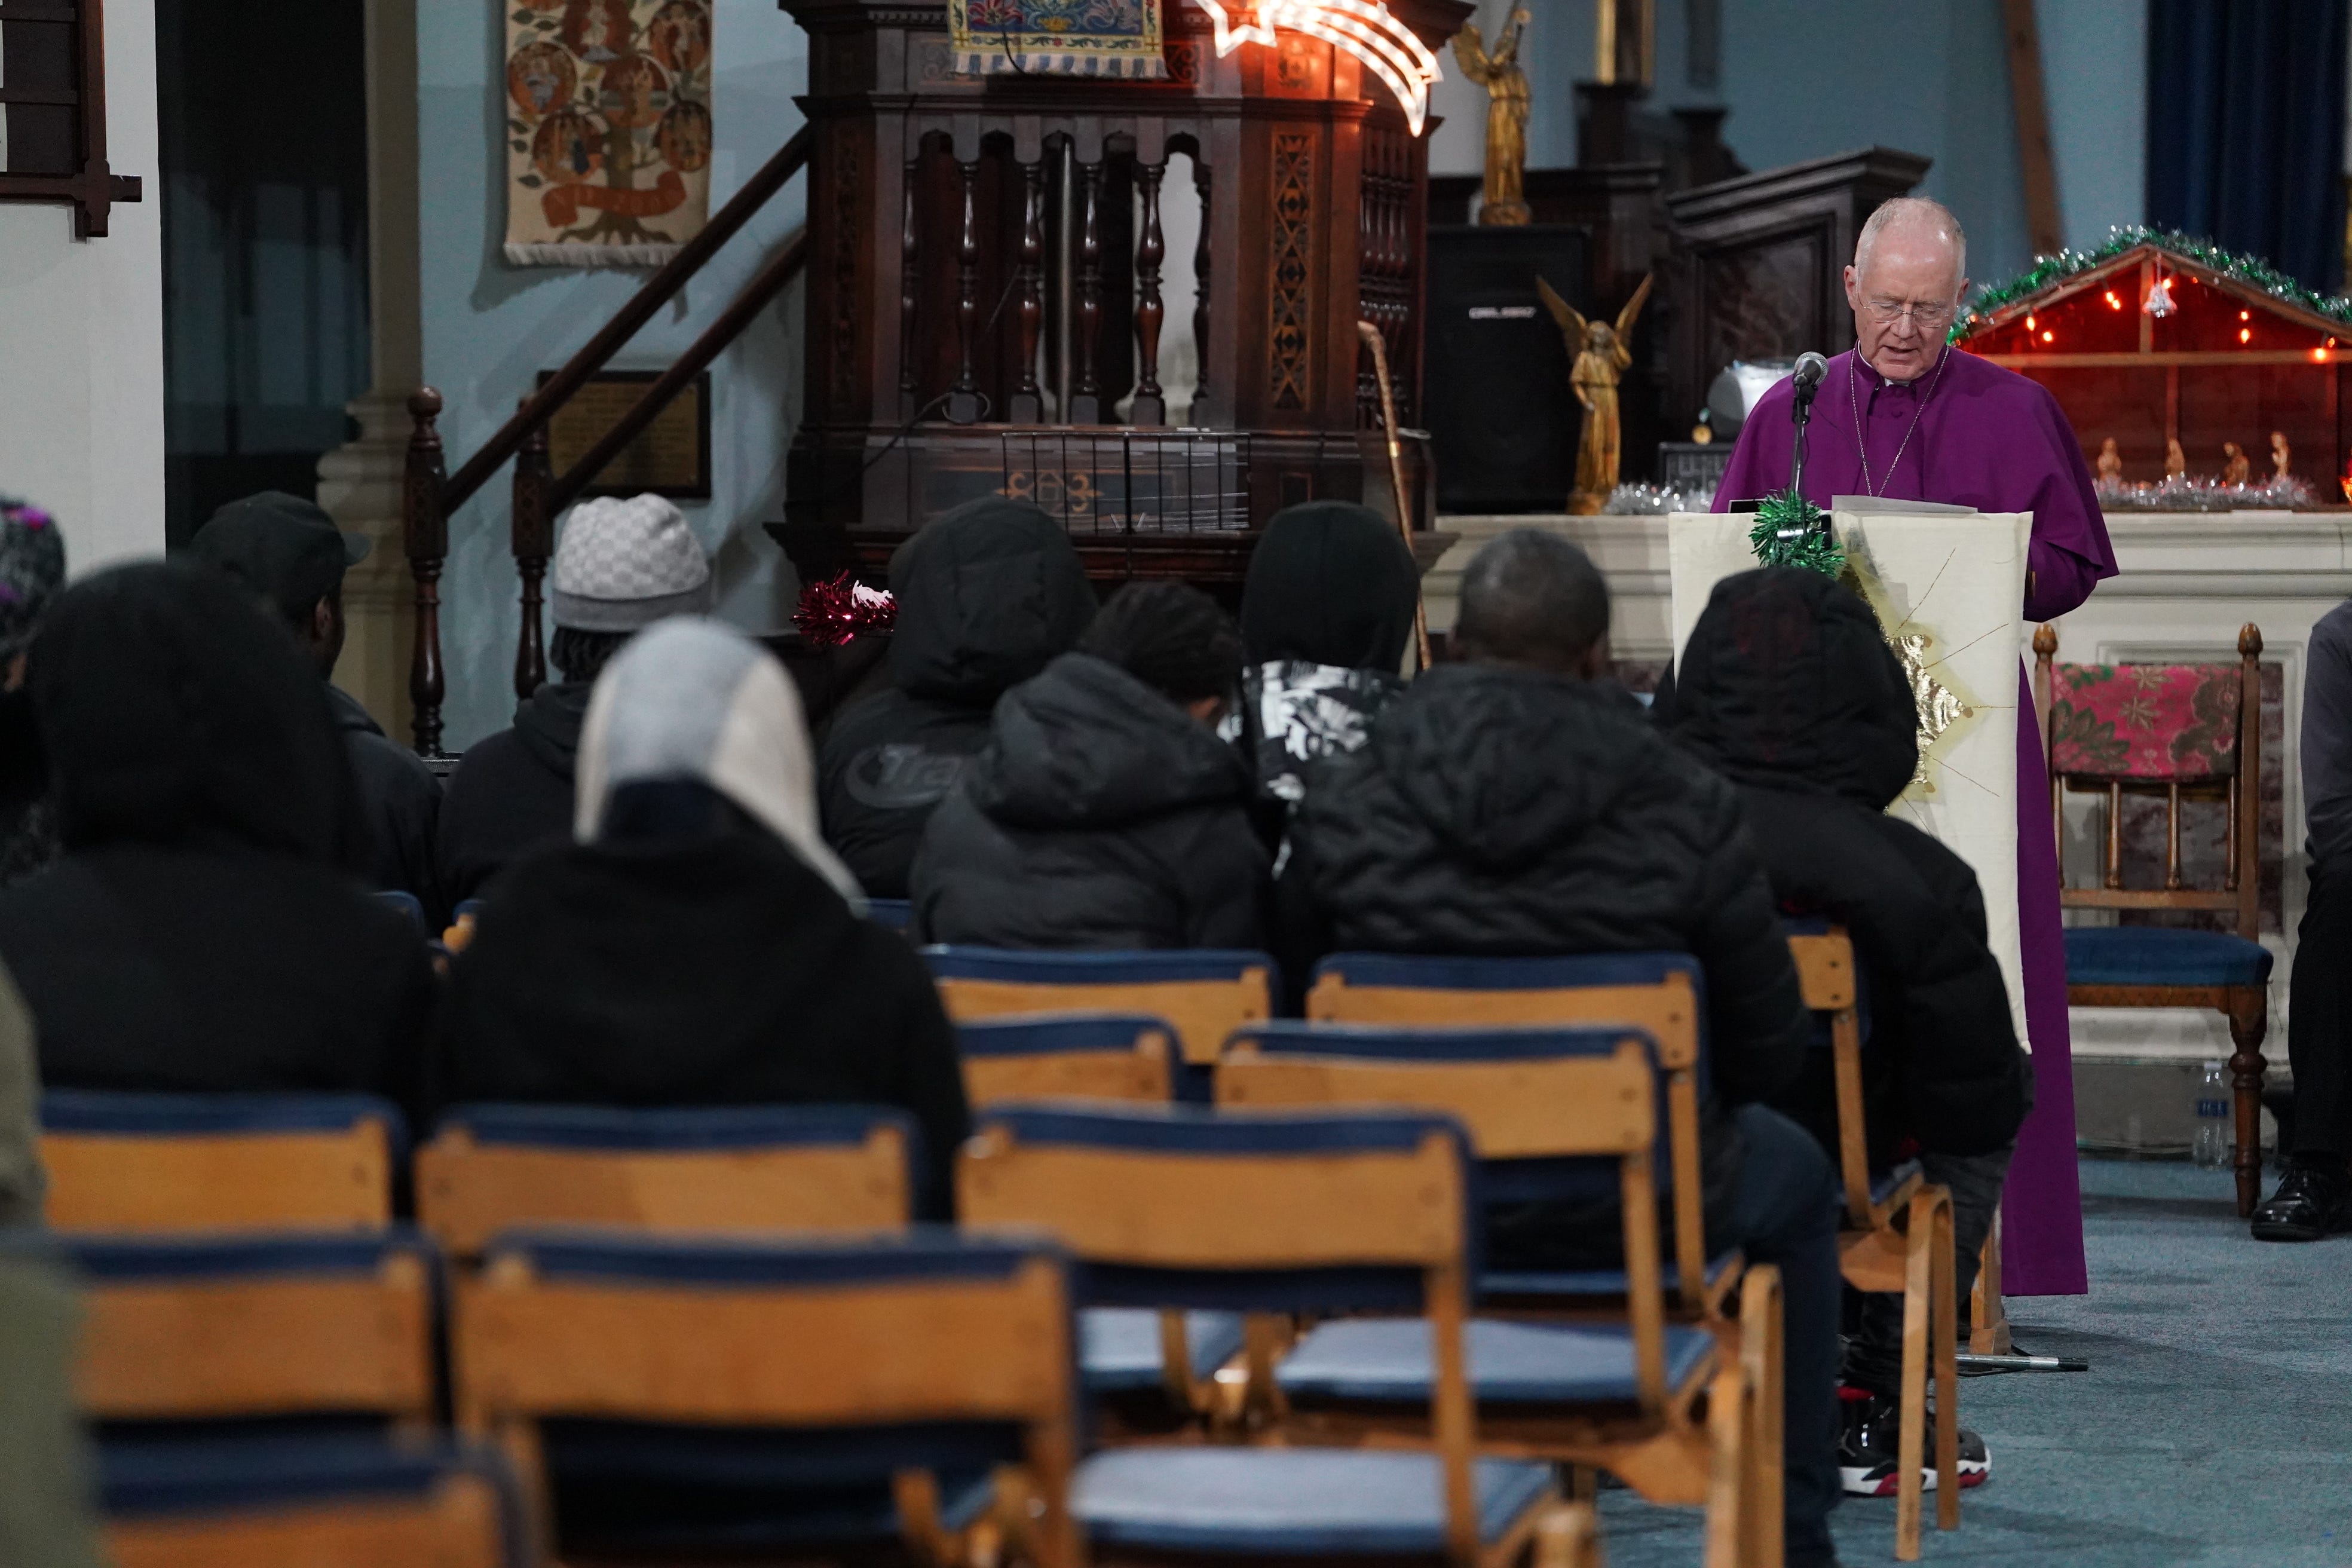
327, 684, 445, 924
1658, 566, 2031, 1161
820, 499, 1096, 898
912, 653, 1269, 950
436, 681, 590, 906
1283, 662, 1811, 1263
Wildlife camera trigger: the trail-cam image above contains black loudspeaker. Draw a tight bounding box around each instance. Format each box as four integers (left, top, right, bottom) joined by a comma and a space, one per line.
1425, 225, 1591, 513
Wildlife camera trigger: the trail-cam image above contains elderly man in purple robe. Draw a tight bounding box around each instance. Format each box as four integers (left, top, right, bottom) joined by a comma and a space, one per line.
1713, 197, 2115, 1319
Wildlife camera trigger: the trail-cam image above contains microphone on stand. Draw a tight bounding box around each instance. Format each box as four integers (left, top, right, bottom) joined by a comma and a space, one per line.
1783, 351, 1830, 540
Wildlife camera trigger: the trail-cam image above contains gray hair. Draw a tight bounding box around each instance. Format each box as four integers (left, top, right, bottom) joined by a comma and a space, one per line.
1455, 529, 1610, 671
1854, 197, 1967, 289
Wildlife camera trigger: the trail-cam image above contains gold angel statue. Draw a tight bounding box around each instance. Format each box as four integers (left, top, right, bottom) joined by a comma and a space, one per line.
1538, 271, 1655, 514
1451, 9, 1532, 225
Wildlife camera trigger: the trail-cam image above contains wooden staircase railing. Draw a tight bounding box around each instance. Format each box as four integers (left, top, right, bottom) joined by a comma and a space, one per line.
398, 126, 815, 756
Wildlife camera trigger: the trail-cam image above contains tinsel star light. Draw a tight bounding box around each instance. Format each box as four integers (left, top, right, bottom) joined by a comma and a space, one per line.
792, 572, 896, 651
1748, 489, 1843, 577
1196, 1, 1443, 135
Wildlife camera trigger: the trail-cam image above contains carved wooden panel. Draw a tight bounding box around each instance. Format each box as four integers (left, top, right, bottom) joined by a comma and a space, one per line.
1269, 131, 1315, 411
1697, 226, 1827, 373
831, 135, 864, 409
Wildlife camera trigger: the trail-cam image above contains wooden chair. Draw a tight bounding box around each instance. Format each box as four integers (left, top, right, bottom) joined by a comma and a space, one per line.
452, 1229, 1083, 1567
959, 1103, 1601, 1568
38, 1091, 402, 1233
2035, 623, 2273, 1214
926, 947, 1275, 1066
957, 1013, 1179, 1108
1217, 1023, 1766, 1568
1786, 927, 1959, 1560
415, 1102, 913, 1259
1305, 953, 1729, 1319
69, 1231, 439, 1437
104, 1441, 528, 1568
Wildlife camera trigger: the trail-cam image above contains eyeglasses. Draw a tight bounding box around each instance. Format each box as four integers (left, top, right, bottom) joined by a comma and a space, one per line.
1863, 298, 1956, 330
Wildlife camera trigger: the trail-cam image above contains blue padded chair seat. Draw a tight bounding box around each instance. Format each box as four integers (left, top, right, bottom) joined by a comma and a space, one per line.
1073, 1448, 1553, 1555
925, 947, 1275, 985
57, 1229, 435, 1282
2063, 926, 2273, 988
434, 1102, 914, 1153
1276, 1317, 1714, 1405
40, 1090, 409, 1158
1080, 1308, 1245, 1392
1480, 1249, 1741, 1301
1871, 1160, 1924, 1208
867, 898, 913, 932
99, 1434, 510, 1519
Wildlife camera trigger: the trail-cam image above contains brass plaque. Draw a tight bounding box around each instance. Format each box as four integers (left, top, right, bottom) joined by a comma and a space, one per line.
538, 370, 712, 500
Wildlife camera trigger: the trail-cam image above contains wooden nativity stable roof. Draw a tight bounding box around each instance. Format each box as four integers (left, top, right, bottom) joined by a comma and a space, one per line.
1954, 240, 2350, 342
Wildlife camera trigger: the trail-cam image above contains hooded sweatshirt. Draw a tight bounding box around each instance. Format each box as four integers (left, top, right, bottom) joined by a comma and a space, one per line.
325, 683, 445, 923
1658, 566, 2031, 1160
439, 619, 970, 1216
436, 679, 593, 906
911, 652, 1269, 950
1283, 660, 1810, 1261
0, 562, 435, 1120
1234, 502, 1420, 820
819, 498, 1097, 897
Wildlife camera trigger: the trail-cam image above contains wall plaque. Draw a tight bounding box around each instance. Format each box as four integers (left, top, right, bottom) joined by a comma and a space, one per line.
536, 370, 713, 500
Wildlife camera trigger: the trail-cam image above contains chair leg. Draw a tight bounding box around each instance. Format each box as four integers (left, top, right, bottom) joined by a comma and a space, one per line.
1930, 1190, 1960, 1532
2227, 988, 2270, 1218
1894, 1193, 1935, 1562
1970, 1215, 2011, 1355
1533, 1502, 1603, 1568
1702, 1360, 1749, 1568
1740, 1264, 1785, 1568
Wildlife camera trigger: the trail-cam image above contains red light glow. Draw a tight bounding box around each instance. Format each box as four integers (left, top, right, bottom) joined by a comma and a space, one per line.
2240, 327, 2253, 344
2105, 291, 2123, 309
2042, 330, 2054, 344
2315, 348, 2332, 363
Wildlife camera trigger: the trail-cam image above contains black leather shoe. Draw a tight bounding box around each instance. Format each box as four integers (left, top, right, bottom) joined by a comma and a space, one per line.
2251, 1162, 2352, 1241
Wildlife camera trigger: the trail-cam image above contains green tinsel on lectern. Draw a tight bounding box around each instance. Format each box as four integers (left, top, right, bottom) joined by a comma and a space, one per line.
1748, 489, 1843, 575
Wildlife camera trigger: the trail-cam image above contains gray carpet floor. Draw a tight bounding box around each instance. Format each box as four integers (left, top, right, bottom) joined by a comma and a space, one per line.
1596, 1156, 2352, 1566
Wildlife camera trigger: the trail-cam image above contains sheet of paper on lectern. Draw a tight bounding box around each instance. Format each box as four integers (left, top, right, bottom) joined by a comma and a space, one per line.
1667, 509, 2033, 1045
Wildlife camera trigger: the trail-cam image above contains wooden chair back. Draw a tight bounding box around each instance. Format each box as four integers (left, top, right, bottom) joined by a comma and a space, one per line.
1784, 928, 1878, 1227
925, 947, 1274, 1066
2034, 622, 2264, 938
958, 1014, 1177, 1108
1217, 1025, 1674, 1413
70, 1233, 438, 1429
957, 1104, 1486, 1564
39, 1091, 400, 1234
1302, 953, 1711, 1313
105, 1446, 520, 1568
454, 1231, 1082, 1568
416, 1104, 913, 1258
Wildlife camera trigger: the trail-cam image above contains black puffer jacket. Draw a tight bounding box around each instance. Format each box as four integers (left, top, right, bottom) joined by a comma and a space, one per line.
912, 653, 1267, 950
436, 681, 591, 906
1658, 566, 2031, 1161
1284, 662, 1810, 1261
820, 499, 1096, 898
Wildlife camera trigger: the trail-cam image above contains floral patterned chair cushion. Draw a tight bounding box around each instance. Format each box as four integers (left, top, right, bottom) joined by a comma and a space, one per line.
2047, 663, 2241, 780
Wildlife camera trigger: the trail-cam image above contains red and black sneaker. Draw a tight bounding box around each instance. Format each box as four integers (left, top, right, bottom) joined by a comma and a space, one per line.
1837, 1386, 1992, 1496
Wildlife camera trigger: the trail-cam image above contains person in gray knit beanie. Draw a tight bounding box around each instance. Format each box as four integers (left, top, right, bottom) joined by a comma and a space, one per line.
0, 499, 66, 889
436, 494, 713, 906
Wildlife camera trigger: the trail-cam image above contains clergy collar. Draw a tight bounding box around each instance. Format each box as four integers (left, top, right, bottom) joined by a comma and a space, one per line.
1857, 345, 1948, 391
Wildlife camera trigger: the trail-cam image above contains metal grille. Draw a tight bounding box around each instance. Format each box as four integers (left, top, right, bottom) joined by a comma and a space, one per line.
999, 430, 1251, 534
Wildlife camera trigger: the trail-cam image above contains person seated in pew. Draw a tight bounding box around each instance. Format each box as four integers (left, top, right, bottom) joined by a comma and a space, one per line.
1656, 565, 2026, 1496
437, 618, 970, 1217
437, 493, 714, 906
0, 563, 435, 1123
1231, 500, 1422, 848
911, 580, 1269, 950
1279, 528, 1846, 1567
819, 497, 1097, 899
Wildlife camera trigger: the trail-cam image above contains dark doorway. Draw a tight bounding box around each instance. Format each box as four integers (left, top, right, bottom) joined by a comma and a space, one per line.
158, 0, 370, 546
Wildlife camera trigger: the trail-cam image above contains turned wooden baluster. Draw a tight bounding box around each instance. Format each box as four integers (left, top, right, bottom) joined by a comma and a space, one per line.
1131, 159, 1168, 426
1191, 161, 1211, 414
2228, 621, 2268, 1217
402, 388, 449, 758
1010, 155, 1046, 422
1068, 158, 1105, 424
947, 156, 984, 424
900, 155, 920, 416
510, 402, 555, 702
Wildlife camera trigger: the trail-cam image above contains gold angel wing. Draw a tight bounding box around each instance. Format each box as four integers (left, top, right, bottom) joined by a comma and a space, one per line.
1450, 24, 1491, 81
1535, 275, 1587, 342
1613, 272, 1656, 339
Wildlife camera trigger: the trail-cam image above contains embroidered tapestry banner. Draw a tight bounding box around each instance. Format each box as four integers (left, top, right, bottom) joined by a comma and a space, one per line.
948, 0, 1169, 78
506, 0, 715, 268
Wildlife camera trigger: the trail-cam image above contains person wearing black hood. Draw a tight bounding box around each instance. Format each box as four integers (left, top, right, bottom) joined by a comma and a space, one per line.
1232, 501, 1420, 841
436, 494, 713, 906
1658, 565, 2027, 1496
912, 580, 1267, 950
820, 497, 1096, 898
186, 491, 445, 924
439, 618, 969, 1217
0, 562, 435, 1122
1282, 529, 1845, 1567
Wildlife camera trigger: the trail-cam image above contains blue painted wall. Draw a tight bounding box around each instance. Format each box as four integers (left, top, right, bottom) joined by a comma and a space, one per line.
416, 0, 808, 749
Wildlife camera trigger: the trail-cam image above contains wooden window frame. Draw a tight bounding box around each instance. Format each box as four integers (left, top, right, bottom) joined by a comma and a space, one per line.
0, 0, 142, 236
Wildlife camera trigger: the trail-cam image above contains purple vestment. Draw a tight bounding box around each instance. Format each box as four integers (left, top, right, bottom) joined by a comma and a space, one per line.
1713, 345, 2117, 1296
